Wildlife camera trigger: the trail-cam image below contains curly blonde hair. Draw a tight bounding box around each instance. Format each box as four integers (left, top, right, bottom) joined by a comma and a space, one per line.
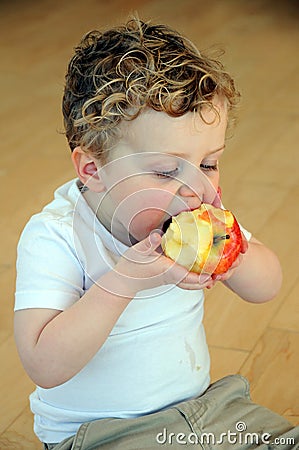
63, 17, 239, 162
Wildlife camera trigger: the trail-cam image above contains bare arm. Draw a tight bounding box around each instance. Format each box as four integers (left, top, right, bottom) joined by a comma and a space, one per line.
14, 271, 133, 389
14, 233, 212, 389
222, 236, 282, 303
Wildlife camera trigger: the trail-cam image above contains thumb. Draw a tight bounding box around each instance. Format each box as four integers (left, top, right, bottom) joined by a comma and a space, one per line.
241, 232, 249, 254
134, 230, 162, 255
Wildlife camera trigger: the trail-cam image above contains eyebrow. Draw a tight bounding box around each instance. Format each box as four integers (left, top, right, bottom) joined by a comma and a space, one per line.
166, 144, 226, 159
209, 144, 226, 154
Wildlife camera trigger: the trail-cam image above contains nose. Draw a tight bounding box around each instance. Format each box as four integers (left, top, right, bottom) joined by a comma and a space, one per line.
178, 183, 201, 198
177, 172, 217, 207
177, 182, 203, 209
176, 163, 205, 202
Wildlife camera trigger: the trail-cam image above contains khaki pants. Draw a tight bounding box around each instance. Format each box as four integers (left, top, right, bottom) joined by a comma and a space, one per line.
44, 375, 299, 450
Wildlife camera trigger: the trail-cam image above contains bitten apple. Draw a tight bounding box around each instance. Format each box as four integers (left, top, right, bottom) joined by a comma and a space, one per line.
161, 204, 242, 275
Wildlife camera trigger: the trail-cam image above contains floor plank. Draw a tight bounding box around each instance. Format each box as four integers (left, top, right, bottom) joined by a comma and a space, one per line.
0, 407, 40, 450
1, 0, 298, 445
209, 346, 248, 382
270, 277, 299, 332
240, 328, 299, 423
0, 336, 35, 435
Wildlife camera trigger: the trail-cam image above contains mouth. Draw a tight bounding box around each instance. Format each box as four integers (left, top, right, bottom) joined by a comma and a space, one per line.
161, 206, 202, 233
162, 217, 173, 233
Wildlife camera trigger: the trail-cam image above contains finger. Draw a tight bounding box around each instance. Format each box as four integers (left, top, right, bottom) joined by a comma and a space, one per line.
149, 229, 163, 247
206, 281, 216, 289
213, 258, 241, 281
178, 278, 215, 290
229, 255, 242, 270
211, 252, 244, 283
241, 232, 249, 254
210, 186, 223, 208
198, 273, 212, 284
182, 271, 211, 284
134, 231, 162, 255
214, 271, 231, 282
179, 271, 212, 287
178, 282, 208, 290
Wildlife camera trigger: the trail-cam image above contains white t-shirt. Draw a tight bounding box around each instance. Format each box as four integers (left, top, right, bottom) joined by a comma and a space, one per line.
15, 179, 250, 444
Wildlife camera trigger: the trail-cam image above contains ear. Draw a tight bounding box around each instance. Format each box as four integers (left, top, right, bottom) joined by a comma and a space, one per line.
71, 147, 106, 193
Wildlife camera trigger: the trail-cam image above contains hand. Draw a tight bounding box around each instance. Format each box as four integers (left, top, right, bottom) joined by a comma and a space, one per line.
113, 232, 215, 296
208, 187, 249, 284
211, 232, 249, 283
210, 186, 223, 208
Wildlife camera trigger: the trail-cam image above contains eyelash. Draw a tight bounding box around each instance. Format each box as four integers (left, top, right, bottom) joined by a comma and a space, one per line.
200, 163, 218, 172
153, 163, 218, 179
153, 169, 179, 179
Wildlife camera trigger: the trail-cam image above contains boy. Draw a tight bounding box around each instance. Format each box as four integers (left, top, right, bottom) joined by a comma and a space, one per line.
14, 18, 298, 449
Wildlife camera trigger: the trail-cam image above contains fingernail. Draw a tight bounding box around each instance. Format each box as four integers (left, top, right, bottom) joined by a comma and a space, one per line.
149, 230, 161, 246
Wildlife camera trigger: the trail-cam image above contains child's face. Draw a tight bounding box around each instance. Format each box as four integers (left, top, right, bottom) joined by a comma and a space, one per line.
96, 98, 227, 245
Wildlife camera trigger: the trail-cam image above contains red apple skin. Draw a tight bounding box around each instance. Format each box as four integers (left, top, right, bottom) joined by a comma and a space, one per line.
211, 215, 242, 275
195, 207, 242, 275
162, 205, 243, 276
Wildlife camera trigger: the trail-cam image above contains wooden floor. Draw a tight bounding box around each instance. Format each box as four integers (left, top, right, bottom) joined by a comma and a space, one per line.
1, 0, 298, 447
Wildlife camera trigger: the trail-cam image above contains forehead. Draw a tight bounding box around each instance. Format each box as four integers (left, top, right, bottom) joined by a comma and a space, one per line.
115, 101, 227, 158
99, 103, 227, 182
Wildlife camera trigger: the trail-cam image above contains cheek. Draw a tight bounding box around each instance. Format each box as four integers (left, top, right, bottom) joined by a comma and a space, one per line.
125, 191, 174, 238
107, 176, 176, 238
203, 173, 220, 204
130, 209, 164, 235
208, 171, 220, 189
114, 185, 173, 214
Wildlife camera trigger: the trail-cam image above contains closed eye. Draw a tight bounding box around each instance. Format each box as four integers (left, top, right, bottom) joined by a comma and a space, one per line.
153, 168, 179, 178
200, 163, 218, 171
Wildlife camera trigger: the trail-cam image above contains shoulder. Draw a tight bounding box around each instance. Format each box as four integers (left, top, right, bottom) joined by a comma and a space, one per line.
18, 178, 87, 247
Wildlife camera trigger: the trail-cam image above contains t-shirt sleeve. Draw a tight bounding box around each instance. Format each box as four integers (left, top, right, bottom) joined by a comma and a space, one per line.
238, 223, 251, 242
220, 202, 252, 242
15, 215, 85, 311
